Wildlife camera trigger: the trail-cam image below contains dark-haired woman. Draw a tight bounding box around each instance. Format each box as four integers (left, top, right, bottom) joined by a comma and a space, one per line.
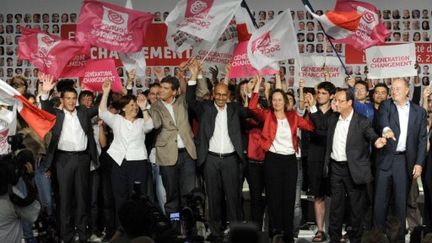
249, 78, 314, 242
99, 80, 154, 215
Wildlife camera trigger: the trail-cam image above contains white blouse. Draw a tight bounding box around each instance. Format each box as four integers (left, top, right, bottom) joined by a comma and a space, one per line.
99, 109, 154, 165
269, 118, 295, 155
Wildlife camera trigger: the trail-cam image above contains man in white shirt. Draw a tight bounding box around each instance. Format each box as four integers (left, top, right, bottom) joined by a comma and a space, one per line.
325, 89, 386, 243
186, 61, 249, 241
375, 78, 428, 241
39, 78, 99, 243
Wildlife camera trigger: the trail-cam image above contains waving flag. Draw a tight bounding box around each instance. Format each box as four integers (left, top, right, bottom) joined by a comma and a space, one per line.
334, 0, 390, 50
0, 79, 56, 140
76, 0, 153, 53
304, 5, 363, 40
166, 0, 242, 52
247, 9, 299, 70
18, 27, 83, 79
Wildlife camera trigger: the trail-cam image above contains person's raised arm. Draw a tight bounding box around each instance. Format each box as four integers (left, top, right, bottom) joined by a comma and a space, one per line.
38, 72, 56, 114
137, 93, 151, 122
99, 80, 111, 113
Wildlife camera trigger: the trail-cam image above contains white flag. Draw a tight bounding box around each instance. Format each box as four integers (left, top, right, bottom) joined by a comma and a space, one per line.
166, 0, 242, 53
247, 9, 299, 70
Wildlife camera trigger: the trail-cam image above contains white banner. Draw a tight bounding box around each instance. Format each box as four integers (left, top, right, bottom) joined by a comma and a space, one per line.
165, 0, 241, 52
297, 56, 345, 87
247, 8, 299, 70
366, 43, 417, 79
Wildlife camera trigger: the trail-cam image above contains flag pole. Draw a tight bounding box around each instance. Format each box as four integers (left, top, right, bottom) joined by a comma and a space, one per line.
301, 0, 349, 76
241, 0, 259, 28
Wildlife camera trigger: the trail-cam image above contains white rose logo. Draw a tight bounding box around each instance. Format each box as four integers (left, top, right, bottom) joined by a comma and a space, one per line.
190, 0, 208, 15
108, 10, 125, 25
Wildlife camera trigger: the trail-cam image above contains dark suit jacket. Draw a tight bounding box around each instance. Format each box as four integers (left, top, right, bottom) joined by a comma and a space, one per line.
40, 99, 99, 170
325, 111, 379, 184
376, 99, 427, 177
186, 84, 248, 167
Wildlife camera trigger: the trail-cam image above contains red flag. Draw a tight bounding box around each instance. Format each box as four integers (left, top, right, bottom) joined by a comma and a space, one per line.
0, 80, 56, 139
334, 0, 390, 50
17, 27, 83, 79
81, 59, 123, 93
76, 0, 153, 53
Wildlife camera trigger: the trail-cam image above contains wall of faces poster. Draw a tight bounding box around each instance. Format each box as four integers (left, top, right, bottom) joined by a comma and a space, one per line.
1, 0, 431, 94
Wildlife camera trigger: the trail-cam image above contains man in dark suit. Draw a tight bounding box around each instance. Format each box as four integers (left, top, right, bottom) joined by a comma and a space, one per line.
325, 89, 386, 243
186, 61, 248, 242
374, 78, 427, 241
39, 77, 98, 243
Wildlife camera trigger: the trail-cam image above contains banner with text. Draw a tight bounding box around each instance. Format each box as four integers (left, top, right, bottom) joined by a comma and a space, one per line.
298, 56, 345, 87
366, 43, 416, 79
81, 59, 123, 92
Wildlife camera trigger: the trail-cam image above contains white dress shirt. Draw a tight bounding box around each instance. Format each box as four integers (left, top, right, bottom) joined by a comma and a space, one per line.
386, 101, 410, 152
99, 110, 154, 166
331, 110, 354, 162
209, 104, 235, 154
58, 109, 88, 152
269, 118, 295, 155
161, 98, 186, 149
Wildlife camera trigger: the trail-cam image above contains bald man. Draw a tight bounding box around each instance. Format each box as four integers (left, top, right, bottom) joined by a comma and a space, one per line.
186, 65, 249, 241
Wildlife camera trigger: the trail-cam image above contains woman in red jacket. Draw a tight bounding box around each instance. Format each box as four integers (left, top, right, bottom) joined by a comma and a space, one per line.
249, 77, 314, 243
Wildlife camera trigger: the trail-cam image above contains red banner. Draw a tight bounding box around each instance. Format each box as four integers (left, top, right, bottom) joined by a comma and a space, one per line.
345, 43, 432, 64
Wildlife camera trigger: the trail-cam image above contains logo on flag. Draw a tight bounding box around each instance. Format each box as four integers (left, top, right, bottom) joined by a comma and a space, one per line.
165, 0, 241, 53
251, 31, 281, 57
102, 7, 128, 28
76, 0, 153, 53
247, 9, 299, 70
18, 27, 84, 79
186, 0, 213, 17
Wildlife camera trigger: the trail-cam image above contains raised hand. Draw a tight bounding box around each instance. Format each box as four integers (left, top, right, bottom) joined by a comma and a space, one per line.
127, 69, 136, 82
209, 65, 219, 81
136, 93, 148, 110
345, 76, 355, 88
38, 72, 56, 94
102, 79, 112, 94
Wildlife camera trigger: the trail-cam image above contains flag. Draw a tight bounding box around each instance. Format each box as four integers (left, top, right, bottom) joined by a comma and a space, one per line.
304, 4, 363, 40
166, 0, 242, 53
192, 20, 238, 75
18, 27, 83, 79
334, 0, 390, 50
0, 79, 56, 140
229, 41, 278, 79
81, 59, 123, 93
76, 0, 153, 53
247, 9, 299, 70
117, 0, 147, 81
234, 0, 257, 41
119, 50, 147, 81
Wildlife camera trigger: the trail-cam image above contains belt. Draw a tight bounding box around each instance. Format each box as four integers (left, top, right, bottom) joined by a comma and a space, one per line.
57, 150, 86, 155
208, 151, 236, 158
330, 159, 348, 165
178, 148, 187, 153
394, 151, 406, 155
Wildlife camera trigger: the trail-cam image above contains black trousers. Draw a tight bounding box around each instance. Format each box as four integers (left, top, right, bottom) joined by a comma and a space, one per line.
246, 160, 265, 229
98, 151, 116, 234
264, 152, 297, 242
55, 150, 90, 242
111, 159, 152, 218
89, 169, 100, 234
159, 150, 196, 215
423, 153, 432, 227
374, 154, 409, 241
204, 153, 242, 238
329, 161, 366, 243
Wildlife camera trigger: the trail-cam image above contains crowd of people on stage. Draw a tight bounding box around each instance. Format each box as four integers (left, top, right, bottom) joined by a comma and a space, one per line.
2, 59, 432, 243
